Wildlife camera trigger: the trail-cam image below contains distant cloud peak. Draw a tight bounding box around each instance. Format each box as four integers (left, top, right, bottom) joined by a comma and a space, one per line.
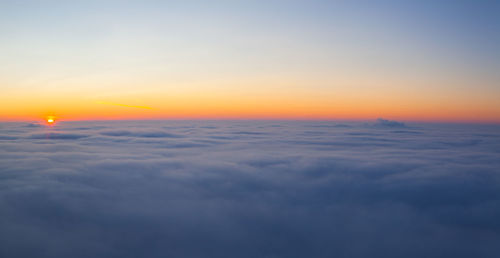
375, 118, 406, 128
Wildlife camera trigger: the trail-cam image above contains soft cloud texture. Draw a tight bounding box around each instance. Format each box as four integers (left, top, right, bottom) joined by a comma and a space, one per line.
1, 120, 500, 258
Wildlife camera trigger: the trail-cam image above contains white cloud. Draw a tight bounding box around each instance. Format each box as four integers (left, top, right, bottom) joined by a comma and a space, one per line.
0, 120, 500, 258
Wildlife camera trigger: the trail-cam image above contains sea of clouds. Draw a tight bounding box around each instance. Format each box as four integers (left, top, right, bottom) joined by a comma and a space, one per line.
1, 119, 500, 258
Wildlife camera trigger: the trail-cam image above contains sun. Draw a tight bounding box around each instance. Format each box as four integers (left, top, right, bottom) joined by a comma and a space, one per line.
45, 116, 56, 125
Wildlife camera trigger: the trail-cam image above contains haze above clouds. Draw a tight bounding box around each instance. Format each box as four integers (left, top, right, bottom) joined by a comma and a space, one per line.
1, 120, 500, 257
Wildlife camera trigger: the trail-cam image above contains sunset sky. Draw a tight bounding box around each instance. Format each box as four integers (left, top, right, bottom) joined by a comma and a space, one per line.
1, 0, 499, 122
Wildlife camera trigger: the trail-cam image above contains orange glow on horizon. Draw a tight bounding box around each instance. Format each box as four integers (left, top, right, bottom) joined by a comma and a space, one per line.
0, 90, 498, 124
0, 106, 498, 124
12, 107, 497, 124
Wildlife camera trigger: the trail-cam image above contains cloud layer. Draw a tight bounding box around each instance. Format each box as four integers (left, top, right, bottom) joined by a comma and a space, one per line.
1, 120, 500, 258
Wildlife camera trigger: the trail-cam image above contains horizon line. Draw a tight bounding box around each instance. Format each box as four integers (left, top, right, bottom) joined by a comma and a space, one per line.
1, 117, 499, 125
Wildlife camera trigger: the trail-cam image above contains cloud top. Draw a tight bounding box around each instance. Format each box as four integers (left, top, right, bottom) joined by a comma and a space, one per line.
0, 120, 499, 258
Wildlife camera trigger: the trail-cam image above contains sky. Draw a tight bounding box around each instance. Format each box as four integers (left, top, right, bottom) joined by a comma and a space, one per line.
0, 0, 499, 122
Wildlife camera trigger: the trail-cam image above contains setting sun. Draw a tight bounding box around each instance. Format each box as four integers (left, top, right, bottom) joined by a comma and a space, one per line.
46, 116, 56, 125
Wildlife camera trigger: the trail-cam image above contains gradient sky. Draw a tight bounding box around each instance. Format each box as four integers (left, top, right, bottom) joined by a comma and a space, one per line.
1, 0, 499, 122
